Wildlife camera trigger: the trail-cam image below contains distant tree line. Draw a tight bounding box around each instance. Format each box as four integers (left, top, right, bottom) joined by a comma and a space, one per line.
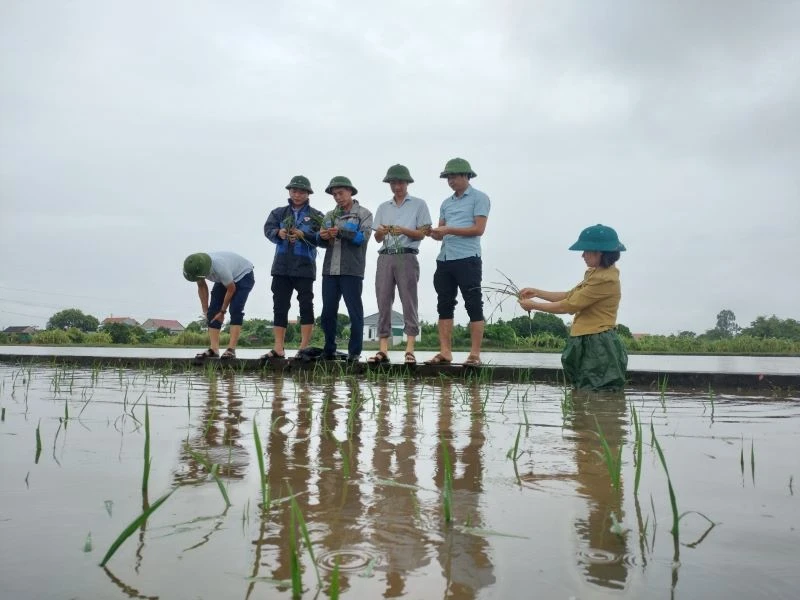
2, 307, 799, 354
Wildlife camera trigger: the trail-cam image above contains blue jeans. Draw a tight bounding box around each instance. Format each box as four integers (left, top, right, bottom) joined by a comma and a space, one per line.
321, 275, 364, 357
207, 271, 255, 329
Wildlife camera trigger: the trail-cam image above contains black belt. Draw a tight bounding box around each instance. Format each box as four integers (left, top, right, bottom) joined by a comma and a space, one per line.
379, 248, 418, 255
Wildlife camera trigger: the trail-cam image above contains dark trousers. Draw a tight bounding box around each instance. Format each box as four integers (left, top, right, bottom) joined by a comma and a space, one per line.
321, 275, 364, 357
208, 271, 255, 329
271, 275, 314, 327
433, 257, 484, 321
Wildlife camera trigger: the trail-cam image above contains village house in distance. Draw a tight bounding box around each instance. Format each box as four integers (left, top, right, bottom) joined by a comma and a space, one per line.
101, 317, 184, 334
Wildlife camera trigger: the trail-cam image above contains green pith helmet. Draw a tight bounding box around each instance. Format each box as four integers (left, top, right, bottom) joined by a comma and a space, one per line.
439, 157, 477, 179
285, 175, 314, 194
568, 224, 627, 252
183, 253, 212, 281
382, 164, 414, 183
325, 175, 358, 195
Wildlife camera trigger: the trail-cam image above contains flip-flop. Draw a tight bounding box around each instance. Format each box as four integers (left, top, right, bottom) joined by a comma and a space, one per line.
220, 348, 236, 360
463, 354, 482, 367
424, 353, 452, 365
195, 348, 219, 359
367, 351, 390, 365
404, 352, 417, 365
260, 349, 286, 360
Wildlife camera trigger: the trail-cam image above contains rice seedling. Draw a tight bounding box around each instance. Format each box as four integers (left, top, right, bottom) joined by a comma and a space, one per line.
750, 439, 755, 483
288, 488, 321, 588
505, 425, 523, 461
740, 437, 745, 476
650, 423, 680, 537
203, 402, 217, 438
479, 269, 524, 321
658, 374, 668, 409
789, 475, 794, 496
1, 407, 5, 421
594, 416, 622, 492
346, 386, 362, 439
329, 558, 340, 599
184, 444, 232, 508
99, 488, 175, 567
252, 418, 269, 511
288, 503, 302, 599
560, 389, 573, 423
631, 404, 643, 496
708, 384, 715, 422
142, 402, 151, 494
35, 420, 42, 464
336, 439, 351, 479
506, 425, 523, 484
439, 436, 454, 523
83, 532, 93, 553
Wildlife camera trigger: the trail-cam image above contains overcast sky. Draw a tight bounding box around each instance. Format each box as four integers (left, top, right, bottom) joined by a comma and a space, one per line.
1, 1, 798, 336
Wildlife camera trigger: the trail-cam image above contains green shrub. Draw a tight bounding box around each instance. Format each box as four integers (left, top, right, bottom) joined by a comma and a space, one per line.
32, 329, 71, 344
66, 327, 85, 343
85, 331, 113, 345
171, 331, 230, 347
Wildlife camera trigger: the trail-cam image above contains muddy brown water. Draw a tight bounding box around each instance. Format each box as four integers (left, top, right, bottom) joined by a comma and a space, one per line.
0, 364, 798, 599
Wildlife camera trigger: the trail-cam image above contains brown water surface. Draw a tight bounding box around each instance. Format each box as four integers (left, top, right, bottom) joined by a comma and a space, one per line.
0, 365, 798, 599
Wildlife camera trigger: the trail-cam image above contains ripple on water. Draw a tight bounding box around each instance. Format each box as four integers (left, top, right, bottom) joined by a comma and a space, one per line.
316, 548, 381, 573
577, 548, 619, 565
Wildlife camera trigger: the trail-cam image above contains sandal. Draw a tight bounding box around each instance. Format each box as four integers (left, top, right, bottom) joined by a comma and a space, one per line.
195, 348, 219, 359
424, 353, 452, 365
220, 348, 236, 360
463, 354, 481, 367
260, 349, 286, 360
404, 352, 417, 365
367, 351, 390, 365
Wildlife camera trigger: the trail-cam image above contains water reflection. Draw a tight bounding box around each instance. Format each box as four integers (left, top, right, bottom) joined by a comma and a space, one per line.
571, 390, 629, 590
368, 381, 429, 597
435, 380, 496, 598
248, 375, 317, 588
175, 372, 249, 484
522, 389, 630, 591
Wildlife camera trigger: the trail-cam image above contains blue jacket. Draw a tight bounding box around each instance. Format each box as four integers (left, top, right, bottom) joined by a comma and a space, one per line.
264, 201, 324, 279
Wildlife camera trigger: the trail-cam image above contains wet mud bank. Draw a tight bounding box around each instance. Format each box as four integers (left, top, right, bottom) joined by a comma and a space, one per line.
0, 353, 795, 392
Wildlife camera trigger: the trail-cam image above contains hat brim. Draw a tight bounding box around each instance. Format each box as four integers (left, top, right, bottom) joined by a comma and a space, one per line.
569, 241, 627, 252
382, 176, 414, 183
286, 185, 314, 194
325, 185, 358, 195
183, 270, 204, 282
439, 171, 477, 179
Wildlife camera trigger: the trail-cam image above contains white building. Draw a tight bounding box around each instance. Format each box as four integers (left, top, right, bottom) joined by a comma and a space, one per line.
363, 310, 420, 345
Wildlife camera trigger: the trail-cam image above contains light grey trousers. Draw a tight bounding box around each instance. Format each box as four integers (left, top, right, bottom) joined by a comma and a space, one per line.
374, 253, 420, 337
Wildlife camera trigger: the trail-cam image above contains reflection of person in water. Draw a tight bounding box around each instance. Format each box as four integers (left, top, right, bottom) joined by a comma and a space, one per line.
571, 391, 630, 590
434, 380, 496, 597
313, 377, 368, 592
366, 381, 430, 596
520, 389, 630, 591
248, 375, 317, 586
175, 372, 249, 484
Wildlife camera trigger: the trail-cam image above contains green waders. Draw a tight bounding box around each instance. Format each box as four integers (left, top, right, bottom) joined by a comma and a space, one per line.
561, 329, 628, 391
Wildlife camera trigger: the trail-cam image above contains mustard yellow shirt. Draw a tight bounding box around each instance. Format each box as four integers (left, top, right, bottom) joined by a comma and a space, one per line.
562, 266, 621, 336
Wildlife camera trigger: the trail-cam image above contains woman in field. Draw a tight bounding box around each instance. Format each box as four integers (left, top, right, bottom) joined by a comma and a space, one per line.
518, 224, 628, 390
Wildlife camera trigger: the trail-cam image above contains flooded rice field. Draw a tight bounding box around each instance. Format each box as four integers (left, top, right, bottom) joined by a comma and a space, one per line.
0, 364, 798, 599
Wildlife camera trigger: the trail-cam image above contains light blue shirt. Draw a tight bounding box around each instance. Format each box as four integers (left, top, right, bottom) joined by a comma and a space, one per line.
437, 185, 490, 261
373, 195, 432, 251
207, 251, 254, 285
